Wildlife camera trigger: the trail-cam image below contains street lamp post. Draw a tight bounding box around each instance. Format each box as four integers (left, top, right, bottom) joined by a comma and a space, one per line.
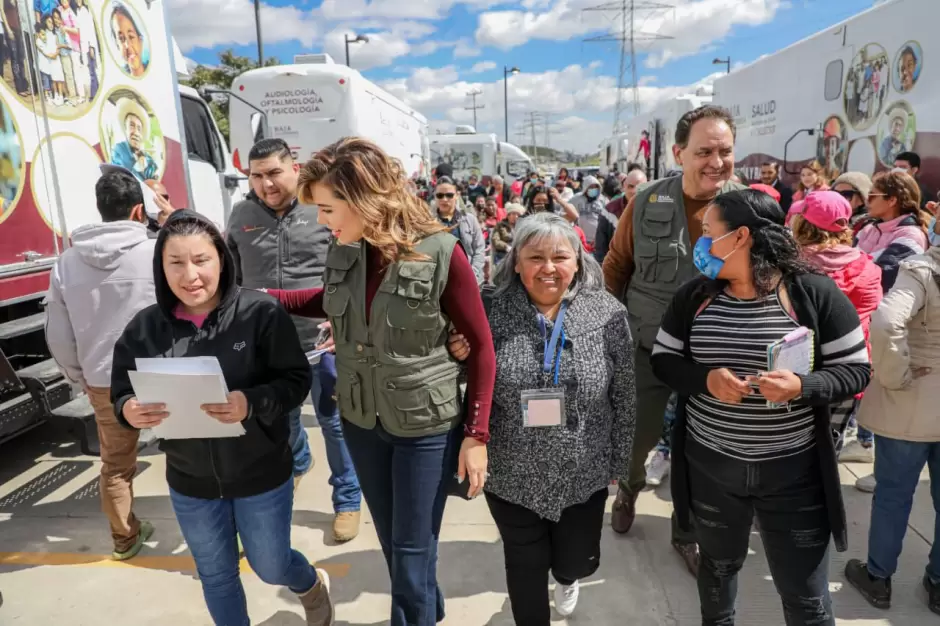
345, 34, 369, 67
503, 65, 520, 142
253, 0, 263, 65
713, 56, 731, 74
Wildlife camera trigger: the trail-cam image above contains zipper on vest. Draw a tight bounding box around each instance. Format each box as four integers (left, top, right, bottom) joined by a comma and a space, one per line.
276, 219, 284, 289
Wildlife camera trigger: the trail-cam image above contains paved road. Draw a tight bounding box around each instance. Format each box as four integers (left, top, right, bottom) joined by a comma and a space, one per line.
0, 407, 936, 625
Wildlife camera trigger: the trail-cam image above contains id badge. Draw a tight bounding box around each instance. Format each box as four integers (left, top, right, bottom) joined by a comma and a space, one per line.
521, 388, 565, 428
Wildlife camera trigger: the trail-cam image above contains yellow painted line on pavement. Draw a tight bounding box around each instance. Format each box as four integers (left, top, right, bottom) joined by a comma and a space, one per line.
0, 552, 350, 578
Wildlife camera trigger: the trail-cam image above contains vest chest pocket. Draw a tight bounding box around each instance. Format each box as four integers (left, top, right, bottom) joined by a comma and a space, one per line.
323, 280, 350, 345
385, 261, 440, 356
635, 206, 679, 283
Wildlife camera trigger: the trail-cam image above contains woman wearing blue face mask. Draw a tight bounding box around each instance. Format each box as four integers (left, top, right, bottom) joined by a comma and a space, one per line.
650, 189, 871, 626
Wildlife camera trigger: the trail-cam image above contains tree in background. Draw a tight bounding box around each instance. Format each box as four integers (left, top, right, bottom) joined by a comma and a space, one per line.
182, 50, 279, 143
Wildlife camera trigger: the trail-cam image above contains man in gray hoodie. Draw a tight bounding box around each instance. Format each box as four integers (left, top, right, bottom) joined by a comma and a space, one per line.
45, 169, 157, 561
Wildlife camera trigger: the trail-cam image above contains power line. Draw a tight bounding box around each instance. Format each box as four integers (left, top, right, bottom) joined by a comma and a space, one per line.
583, 0, 674, 133
465, 88, 484, 130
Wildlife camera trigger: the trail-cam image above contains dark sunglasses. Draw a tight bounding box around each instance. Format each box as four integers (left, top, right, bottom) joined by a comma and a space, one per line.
836, 189, 857, 200
435, 192, 455, 199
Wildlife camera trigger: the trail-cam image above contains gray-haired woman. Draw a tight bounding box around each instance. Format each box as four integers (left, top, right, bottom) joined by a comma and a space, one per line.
449, 212, 636, 623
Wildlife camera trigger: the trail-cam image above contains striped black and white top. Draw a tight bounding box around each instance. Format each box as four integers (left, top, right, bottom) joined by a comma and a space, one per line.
686, 291, 816, 461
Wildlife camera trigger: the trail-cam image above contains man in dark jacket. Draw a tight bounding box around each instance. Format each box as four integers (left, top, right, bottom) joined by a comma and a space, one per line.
895, 151, 933, 209
226, 138, 362, 542
595, 168, 646, 264
760, 161, 793, 212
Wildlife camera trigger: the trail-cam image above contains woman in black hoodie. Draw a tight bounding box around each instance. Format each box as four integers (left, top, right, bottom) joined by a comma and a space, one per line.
110, 211, 333, 626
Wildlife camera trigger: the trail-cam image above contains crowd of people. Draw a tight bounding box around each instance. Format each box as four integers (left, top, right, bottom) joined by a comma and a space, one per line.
38, 102, 940, 626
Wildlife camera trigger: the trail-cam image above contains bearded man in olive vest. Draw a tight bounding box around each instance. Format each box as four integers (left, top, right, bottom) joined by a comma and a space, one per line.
603, 105, 746, 577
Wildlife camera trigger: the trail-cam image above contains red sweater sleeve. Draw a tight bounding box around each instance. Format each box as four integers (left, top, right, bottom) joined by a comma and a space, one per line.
441, 244, 496, 443
266, 287, 325, 318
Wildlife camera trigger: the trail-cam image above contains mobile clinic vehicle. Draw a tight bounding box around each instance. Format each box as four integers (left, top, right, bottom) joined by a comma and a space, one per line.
429, 127, 534, 183
614, 91, 712, 179
712, 0, 937, 194
0, 0, 237, 451
229, 54, 430, 179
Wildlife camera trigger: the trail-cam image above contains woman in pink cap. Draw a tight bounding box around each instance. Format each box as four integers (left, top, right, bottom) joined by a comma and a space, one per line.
789, 190, 883, 453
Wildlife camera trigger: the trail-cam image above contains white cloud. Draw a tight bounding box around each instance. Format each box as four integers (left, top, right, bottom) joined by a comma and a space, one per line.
321, 25, 440, 70
474, 0, 784, 67
317, 0, 499, 20
169, 0, 320, 50
453, 38, 482, 59
383, 64, 720, 152
470, 61, 497, 73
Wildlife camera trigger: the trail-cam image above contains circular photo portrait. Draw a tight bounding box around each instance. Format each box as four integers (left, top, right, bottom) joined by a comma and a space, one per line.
12, 0, 103, 119
893, 41, 923, 94
99, 87, 165, 181
844, 43, 890, 131
877, 101, 916, 167
816, 115, 848, 177
845, 137, 877, 179
102, 0, 150, 79
0, 96, 24, 224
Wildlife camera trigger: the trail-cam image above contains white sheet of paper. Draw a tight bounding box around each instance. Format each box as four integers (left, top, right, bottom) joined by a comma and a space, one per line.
771, 337, 813, 375
128, 370, 245, 439
305, 348, 330, 364
136, 357, 230, 393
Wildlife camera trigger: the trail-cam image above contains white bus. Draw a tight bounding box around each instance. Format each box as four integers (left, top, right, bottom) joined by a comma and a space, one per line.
712, 0, 937, 196
230, 55, 430, 179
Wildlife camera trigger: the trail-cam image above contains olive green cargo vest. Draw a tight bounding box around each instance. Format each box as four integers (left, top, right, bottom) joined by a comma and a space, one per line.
626, 176, 746, 350
322, 232, 462, 438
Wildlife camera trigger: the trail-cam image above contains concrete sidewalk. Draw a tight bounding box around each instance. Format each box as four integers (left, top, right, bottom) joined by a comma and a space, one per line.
0, 410, 936, 625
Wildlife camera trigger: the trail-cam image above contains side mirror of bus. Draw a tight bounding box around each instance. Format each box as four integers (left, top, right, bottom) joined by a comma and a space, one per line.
250, 113, 269, 143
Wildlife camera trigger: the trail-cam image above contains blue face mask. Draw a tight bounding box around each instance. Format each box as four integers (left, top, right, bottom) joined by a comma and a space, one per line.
586, 188, 600, 200
692, 231, 738, 279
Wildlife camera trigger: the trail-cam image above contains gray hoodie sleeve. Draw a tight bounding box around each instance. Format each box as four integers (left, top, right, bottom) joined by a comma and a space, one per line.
44, 265, 85, 386
468, 217, 486, 286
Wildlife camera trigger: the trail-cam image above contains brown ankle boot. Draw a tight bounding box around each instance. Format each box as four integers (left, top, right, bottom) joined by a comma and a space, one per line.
298, 569, 334, 625
610, 487, 637, 534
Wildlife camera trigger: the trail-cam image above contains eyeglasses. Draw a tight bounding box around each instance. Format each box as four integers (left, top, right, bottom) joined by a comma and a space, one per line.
435, 193, 455, 200
532, 203, 547, 209
867, 193, 887, 202
836, 189, 857, 200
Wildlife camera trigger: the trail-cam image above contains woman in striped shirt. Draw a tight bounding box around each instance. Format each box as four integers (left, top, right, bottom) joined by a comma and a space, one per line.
651, 189, 871, 626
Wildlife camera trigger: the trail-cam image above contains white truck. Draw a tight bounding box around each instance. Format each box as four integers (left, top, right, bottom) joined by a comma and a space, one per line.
429, 130, 534, 184
711, 0, 936, 196
229, 55, 430, 180
0, 0, 237, 451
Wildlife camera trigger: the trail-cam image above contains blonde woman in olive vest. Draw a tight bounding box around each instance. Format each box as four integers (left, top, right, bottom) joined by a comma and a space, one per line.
266, 137, 496, 626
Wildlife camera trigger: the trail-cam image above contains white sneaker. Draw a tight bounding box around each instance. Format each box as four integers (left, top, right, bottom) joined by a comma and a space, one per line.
553, 578, 579, 617
840, 440, 874, 463
855, 474, 876, 493
646, 451, 670, 487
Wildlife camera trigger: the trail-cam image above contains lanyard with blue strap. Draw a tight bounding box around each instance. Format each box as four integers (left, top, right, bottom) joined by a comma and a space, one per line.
524, 302, 567, 428
538, 301, 567, 387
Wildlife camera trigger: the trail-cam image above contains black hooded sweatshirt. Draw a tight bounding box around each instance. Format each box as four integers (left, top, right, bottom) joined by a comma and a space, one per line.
110, 210, 312, 500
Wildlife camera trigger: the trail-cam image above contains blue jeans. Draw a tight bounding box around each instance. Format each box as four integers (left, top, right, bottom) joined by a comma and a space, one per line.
654, 392, 678, 456
169, 479, 318, 626
290, 355, 362, 513
342, 420, 460, 626
847, 416, 874, 445
867, 435, 940, 582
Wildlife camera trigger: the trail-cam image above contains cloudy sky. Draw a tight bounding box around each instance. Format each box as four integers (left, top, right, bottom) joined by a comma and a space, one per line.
175, 0, 875, 153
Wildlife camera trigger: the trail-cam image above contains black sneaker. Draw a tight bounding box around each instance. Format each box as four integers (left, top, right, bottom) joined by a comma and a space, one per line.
923, 574, 940, 615
845, 559, 891, 609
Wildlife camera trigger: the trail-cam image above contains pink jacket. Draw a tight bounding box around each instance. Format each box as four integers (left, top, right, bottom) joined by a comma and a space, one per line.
855, 213, 929, 292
